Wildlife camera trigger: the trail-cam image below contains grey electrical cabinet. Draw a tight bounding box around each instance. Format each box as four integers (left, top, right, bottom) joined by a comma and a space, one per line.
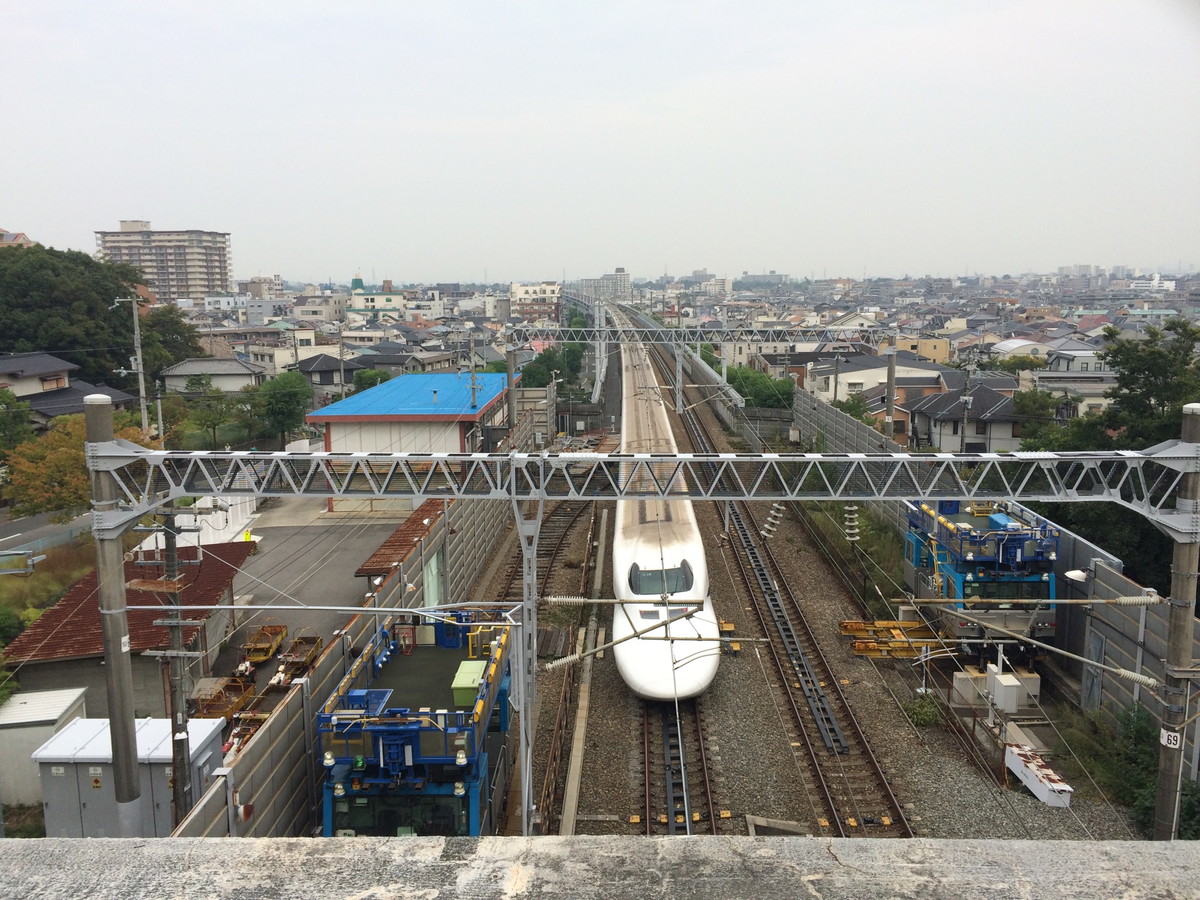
33, 717, 225, 838
0, 687, 87, 806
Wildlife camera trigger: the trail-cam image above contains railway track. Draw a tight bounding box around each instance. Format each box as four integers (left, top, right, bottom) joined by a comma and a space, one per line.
641, 698, 719, 835
655, 346, 911, 838
728, 499, 911, 837
499, 500, 591, 608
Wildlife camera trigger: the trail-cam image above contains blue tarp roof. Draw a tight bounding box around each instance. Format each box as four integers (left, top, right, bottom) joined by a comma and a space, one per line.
307, 372, 511, 420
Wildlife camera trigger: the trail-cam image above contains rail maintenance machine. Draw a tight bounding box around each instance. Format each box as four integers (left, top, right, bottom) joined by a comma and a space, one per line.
901, 499, 1060, 661
318, 615, 512, 837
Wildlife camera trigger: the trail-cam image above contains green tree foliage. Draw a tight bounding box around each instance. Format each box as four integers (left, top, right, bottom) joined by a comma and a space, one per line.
185, 376, 234, 450
831, 393, 874, 425
1057, 703, 1200, 837
0, 245, 144, 387
726, 366, 793, 409
352, 369, 389, 393
1097, 318, 1200, 447
157, 392, 193, 449
140, 305, 207, 380
261, 372, 313, 445
0, 389, 35, 464
3, 412, 155, 520
1019, 319, 1200, 594
528, 345, 585, 385
232, 385, 266, 443
989, 355, 1047, 374
520, 361, 552, 389
0, 605, 23, 646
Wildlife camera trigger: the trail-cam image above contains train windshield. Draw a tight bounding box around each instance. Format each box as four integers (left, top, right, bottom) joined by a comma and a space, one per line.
629, 561, 694, 596
963, 581, 1050, 609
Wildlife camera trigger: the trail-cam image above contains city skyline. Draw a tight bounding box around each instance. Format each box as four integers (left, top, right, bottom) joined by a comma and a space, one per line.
5, 1, 1199, 285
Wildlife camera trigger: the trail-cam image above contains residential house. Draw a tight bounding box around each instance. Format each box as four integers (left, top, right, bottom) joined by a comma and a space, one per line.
904, 374, 1022, 452
160, 358, 267, 394
1, 229, 35, 249
4, 543, 254, 717
294, 352, 366, 404
0, 352, 133, 429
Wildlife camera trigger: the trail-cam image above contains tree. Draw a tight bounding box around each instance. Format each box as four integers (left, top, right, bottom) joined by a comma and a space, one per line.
3, 412, 156, 521
520, 361, 552, 389
352, 369, 389, 393
1097, 318, 1200, 448
991, 355, 1047, 374
185, 376, 234, 449
0, 388, 34, 464
260, 372, 312, 446
726, 366, 793, 409
140, 305, 207, 381
832, 393, 874, 425
0, 606, 22, 646
232, 385, 266, 444
0, 244, 144, 388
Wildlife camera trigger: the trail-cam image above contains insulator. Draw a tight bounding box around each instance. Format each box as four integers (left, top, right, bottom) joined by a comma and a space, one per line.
543, 653, 582, 670
1115, 668, 1159, 689
549, 595, 588, 605
1109, 595, 1163, 606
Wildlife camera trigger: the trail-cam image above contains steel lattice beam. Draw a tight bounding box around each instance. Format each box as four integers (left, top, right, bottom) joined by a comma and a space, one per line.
87, 441, 1200, 540
505, 325, 879, 345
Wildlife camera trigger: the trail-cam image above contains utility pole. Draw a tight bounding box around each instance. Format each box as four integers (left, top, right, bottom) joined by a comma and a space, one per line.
884, 349, 897, 443
163, 512, 193, 825
115, 298, 150, 436
1153, 402, 1200, 839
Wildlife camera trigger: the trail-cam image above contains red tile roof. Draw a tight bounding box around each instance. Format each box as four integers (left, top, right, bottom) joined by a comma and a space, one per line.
354, 499, 443, 577
5, 542, 254, 665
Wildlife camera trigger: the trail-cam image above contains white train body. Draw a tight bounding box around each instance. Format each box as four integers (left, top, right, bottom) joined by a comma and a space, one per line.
611, 335, 720, 700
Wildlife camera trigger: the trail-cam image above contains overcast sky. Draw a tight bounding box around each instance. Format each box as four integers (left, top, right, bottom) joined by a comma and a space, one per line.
5, 1, 1199, 285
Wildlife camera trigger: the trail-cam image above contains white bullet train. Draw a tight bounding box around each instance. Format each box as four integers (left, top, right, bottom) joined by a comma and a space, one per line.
610, 335, 721, 700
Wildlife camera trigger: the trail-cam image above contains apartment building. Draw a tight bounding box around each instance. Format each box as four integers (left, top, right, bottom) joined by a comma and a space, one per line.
95, 220, 231, 302
509, 281, 562, 322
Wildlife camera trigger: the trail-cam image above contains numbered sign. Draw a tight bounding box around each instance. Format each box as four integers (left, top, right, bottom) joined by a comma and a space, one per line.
1160, 728, 1182, 750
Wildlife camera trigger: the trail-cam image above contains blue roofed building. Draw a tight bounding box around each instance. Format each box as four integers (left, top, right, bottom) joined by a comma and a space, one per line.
306, 371, 513, 456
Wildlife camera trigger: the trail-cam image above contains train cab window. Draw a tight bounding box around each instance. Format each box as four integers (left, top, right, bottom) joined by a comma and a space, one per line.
964, 581, 1050, 610
629, 561, 694, 596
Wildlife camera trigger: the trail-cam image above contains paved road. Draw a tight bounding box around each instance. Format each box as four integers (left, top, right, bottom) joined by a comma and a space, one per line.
0, 509, 89, 552
215, 497, 407, 676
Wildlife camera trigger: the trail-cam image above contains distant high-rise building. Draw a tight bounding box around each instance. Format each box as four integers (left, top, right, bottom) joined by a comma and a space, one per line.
95, 220, 232, 302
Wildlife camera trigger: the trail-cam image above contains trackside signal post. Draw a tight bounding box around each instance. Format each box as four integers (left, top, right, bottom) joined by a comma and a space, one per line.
85, 392, 1200, 839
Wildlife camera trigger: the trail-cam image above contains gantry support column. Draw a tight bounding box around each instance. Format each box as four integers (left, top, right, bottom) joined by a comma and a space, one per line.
1154, 402, 1200, 839
84, 394, 141, 835
511, 496, 544, 835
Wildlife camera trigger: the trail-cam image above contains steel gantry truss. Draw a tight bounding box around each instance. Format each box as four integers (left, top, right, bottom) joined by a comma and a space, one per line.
88, 441, 1200, 540
505, 325, 883, 347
